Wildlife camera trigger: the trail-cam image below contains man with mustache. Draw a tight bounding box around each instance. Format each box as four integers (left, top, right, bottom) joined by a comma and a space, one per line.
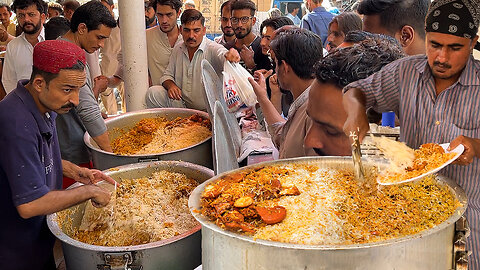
0, 40, 115, 270
343, 0, 480, 268
0, 3, 16, 48
146, 0, 183, 87
145, 0, 158, 29
55, 1, 116, 184
225, 0, 271, 72
2, 0, 47, 94
214, 0, 235, 46
146, 9, 239, 110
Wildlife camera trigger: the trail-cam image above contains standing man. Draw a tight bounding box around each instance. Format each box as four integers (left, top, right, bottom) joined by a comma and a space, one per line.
57, 1, 116, 169
146, 0, 183, 86
226, 0, 271, 71
145, 0, 158, 29
285, 2, 301, 26
146, 9, 239, 110
342, 0, 480, 268
249, 28, 323, 158
0, 40, 114, 270
0, 3, 17, 47
2, 0, 46, 94
62, 0, 80, 22
325, 12, 362, 52
214, 0, 235, 46
300, 0, 335, 47
357, 0, 429, 56
47, 2, 63, 19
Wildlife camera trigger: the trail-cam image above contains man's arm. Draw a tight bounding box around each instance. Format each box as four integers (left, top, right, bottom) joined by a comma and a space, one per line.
248, 70, 285, 125
342, 88, 370, 143
160, 49, 181, 100
62, 159, 115, 185
162, 79, 182, 100
1, 45, 17, 93
449, 136, 480, 165
16, 184, 112, 219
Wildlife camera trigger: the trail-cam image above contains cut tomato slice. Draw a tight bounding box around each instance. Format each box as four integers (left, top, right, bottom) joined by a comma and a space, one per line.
255, 206, 286, 225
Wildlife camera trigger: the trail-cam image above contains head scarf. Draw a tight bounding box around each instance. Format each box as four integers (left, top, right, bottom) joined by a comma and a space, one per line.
33, 40, 86, 74
425, 0, 480, 51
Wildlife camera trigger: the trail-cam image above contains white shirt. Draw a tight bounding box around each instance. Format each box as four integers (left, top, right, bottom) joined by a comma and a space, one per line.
160, 37, 227, 111
2, 27, 45, 93
146, 25, 182, 85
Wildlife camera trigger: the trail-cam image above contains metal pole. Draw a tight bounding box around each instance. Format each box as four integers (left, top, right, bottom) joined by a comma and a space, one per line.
117, 0, 149, 112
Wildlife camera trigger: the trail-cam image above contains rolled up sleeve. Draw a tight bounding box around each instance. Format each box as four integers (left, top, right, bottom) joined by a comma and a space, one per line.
76, 84, 107, 137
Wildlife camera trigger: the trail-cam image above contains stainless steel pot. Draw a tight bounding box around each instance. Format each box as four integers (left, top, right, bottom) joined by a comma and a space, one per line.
189, 157, 468, 270
84, 108, 213, 170
47, 161, 214, 270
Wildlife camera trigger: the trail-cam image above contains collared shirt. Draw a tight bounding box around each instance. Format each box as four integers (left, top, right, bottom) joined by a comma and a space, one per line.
344, 54, 480, 269
267, 86, 315, 159
0, 80, 62, 269
300, 6, 334, 47
146, 25, 182, 85
214, 34, 229, 47
160, 37, 227, 111
286, 13, 301, 26
2, 27, 45, 93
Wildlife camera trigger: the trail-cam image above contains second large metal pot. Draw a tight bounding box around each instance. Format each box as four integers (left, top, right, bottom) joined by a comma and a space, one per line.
48, 161, 214, 270
189, 157, 468, 270
84, 108, 213, 170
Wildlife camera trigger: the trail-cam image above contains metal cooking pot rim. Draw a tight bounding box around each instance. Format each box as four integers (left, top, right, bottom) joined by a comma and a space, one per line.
189, 156, 468, 250
47, 160, 213, 251
83, 108, 212, 157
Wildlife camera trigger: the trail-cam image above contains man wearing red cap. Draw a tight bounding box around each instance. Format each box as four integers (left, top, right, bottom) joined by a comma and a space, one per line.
0, 40, 115, 270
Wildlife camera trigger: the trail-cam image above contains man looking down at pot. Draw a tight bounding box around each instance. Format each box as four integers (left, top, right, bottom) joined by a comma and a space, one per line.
0, 40, 115, 270
342, 0, 480, 268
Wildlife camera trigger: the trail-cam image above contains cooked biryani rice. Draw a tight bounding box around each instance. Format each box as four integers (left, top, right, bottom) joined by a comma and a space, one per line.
200, 163, 461, 245
111, 115, 211, 155
57, 170, 199, 246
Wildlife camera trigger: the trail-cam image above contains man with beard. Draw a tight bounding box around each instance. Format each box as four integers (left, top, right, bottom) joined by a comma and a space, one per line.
2, 0, 46, 94
145, 0, 158, 29
146, 9, 239, 110
214, 0, 235, 46
226, 0, 271, 71
248, 28, 322, 158
0, 40, 114, 270
56, 1, 116, 182
342, 1, 480, 267
304, 35, 404, 156
146, 0, 183, 86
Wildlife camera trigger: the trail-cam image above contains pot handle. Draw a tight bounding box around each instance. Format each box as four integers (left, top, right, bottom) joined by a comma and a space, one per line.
97, 252, 143, 270
454, 216, 470, 270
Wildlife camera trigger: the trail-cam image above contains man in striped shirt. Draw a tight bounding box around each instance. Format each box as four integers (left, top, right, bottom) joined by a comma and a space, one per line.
343, 0, 480, 268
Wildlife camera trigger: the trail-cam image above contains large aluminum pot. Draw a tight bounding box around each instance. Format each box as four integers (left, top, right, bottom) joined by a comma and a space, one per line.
189, 157, 468, 270
48, 161, 214, 270
84, 108, 213, 170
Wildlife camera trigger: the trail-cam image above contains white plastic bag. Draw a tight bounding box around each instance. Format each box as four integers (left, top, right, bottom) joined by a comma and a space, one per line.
223, 61, 258, 107
223, 71, 244, 112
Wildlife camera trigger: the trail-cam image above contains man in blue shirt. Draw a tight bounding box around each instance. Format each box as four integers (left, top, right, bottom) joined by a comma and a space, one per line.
300, 0, 334, 47
0, 40, 114, 270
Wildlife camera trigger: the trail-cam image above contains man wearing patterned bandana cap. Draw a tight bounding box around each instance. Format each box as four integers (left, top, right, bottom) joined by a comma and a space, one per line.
0, 40, 115, 270
342, 0, 480, 268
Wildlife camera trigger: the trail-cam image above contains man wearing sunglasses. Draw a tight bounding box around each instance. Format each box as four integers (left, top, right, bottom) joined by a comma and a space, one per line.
214, 0, 235, 46
225, 0, 271, 72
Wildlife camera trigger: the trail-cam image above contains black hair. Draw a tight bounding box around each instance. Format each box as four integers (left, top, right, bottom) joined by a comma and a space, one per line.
230, 0, 256, 16
220, 0, 231, 16
270, 28, 323, 79
29, 60, 85, 85
70, 1, 116, 33
62, 0, 80, 11
314, 35, 405, 89
48, 2, 64, 15
329, 12, 362, 36
0, 3, 12, 12
12, 0, 47, 15
45, 16, 70, 40
180, 8, 205, 26
357, 0, 429, 39
153, 0, 183, 13
260, 17, 293, 35
343, 30, 375, 43
287, 2, 300, 13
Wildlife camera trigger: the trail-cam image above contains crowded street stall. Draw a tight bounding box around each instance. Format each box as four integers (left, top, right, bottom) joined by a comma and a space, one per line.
0, 0, 479, 269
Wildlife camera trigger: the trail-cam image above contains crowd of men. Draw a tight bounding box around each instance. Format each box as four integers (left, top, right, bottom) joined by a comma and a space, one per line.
0, 0, 480, 269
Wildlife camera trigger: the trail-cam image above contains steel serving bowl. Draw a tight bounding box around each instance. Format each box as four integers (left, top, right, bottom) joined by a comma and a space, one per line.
189, 156, 468, 270
48, 161, 214, 270
84, 108, 213, 170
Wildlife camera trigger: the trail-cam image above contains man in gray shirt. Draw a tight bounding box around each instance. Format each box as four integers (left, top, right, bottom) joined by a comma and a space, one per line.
56, 1, 117, 165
